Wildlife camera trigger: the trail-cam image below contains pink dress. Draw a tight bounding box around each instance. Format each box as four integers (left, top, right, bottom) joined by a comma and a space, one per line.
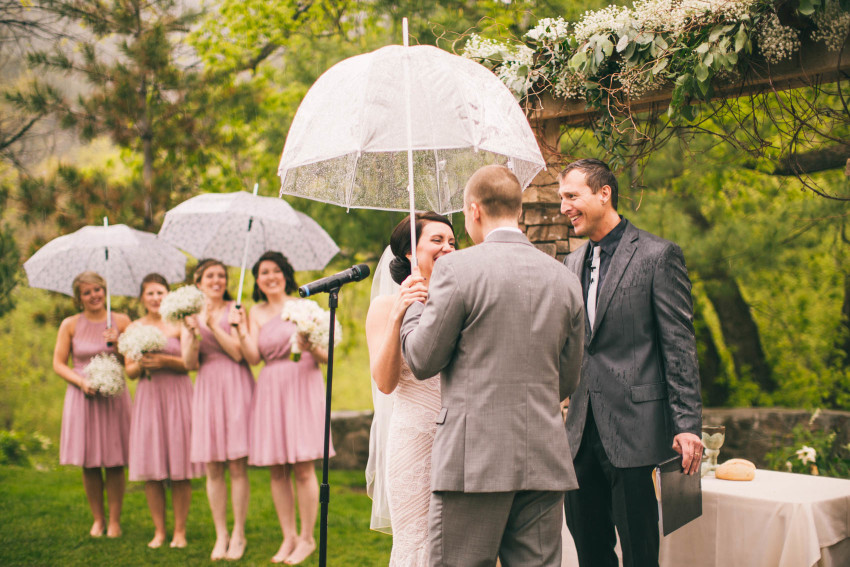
248, 315, 334, 466
59, 314, 132, 468
129, 336, 204, 481
190, 303, 255, 463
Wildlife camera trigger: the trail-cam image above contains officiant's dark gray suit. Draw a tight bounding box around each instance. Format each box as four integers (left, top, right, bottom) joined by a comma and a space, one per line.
401, 229, 585, 566
563, 220, 702, 567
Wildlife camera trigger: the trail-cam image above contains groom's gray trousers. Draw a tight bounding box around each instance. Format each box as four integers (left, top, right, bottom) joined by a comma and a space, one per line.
428, 489, 564, 567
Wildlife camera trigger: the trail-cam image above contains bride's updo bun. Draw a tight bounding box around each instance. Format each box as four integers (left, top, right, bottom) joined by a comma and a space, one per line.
388, 211, 454, 285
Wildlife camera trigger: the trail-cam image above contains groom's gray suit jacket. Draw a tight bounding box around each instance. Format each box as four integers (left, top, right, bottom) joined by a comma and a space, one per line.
564, 222, 702, 468
401, 229, 584, 493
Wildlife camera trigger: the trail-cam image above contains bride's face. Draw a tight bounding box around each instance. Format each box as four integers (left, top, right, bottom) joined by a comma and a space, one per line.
409, 221, 455, 281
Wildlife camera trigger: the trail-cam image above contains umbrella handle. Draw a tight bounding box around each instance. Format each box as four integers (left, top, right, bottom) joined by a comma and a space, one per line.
103, 216, 113, 345
233, 182, 259, 322
402, 17, 417, 268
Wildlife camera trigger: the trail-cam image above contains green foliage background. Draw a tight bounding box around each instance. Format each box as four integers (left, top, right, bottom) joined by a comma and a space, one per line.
1, 0, 849, 452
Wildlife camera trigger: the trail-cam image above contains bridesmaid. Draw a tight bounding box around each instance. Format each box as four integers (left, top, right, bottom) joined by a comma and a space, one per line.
125, 273, 204, 549
182, 258, 255, 561
230, 251, 332, 565
52, 271, 132, 537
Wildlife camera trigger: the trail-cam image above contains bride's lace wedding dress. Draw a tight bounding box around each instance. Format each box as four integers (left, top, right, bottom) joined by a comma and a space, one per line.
386, 361, 441, 566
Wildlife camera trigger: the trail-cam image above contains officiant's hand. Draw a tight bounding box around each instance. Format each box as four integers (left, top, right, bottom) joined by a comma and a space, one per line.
673, 432, 703, 475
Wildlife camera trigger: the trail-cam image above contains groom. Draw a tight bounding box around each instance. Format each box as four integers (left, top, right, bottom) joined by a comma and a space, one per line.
400, 164, 585, 566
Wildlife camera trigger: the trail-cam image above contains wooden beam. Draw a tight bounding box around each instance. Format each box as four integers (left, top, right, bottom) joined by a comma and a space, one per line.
527, 34, 850, 125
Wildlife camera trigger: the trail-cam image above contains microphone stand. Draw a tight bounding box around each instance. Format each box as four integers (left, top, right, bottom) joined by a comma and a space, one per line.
318, 286, 339, 567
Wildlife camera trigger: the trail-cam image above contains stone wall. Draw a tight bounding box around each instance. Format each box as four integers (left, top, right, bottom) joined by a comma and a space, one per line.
519, 151, 581, 262
329, 407, 850, 471
702, 408, 850, 468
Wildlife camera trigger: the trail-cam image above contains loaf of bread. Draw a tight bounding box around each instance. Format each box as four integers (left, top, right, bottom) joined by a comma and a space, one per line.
715, 458, 756, 481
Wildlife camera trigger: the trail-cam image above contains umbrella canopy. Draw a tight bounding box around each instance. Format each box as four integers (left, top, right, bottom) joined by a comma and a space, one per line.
23, 224, 187, 296
157, 191, 339, 271
277, 44, 545, 214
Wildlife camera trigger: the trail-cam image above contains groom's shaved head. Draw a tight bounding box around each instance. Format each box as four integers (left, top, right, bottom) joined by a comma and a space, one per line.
464, 165, 523, 220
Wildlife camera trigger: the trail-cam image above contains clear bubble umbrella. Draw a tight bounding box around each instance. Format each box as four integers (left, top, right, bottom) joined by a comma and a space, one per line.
277, 20, 545, 265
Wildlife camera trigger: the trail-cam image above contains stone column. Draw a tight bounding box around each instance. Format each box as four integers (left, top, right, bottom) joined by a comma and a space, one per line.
522, 112, 583, 261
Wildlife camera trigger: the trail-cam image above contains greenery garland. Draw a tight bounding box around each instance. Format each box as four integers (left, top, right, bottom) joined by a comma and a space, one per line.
464, 0, 850, 161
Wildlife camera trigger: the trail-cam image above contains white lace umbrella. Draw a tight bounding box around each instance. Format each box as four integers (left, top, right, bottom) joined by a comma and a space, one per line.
278, 26, 545, 263
158, 190, 339, 272
23, 223, 187, 297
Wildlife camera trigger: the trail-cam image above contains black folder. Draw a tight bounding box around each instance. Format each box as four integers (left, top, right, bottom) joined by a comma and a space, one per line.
653, 455, 702, 536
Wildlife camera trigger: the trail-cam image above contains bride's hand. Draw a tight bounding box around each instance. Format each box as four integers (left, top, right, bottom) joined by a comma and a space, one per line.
393, 271, 428, 319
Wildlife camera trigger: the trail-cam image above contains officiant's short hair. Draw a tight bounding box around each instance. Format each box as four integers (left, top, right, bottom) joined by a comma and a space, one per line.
559, 158, 619, 211
465, 165, 522, 219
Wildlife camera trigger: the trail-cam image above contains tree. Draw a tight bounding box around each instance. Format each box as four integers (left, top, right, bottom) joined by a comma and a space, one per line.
18, 0, 213, 230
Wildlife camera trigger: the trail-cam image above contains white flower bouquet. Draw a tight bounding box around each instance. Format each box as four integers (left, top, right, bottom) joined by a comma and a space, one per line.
84, 353, 125, 397
281, 299, 342, 362
118, 324, 167, 361
160, 285, 205, 324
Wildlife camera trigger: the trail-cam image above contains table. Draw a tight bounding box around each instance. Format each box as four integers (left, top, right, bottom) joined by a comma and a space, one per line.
561, 469, 850, 567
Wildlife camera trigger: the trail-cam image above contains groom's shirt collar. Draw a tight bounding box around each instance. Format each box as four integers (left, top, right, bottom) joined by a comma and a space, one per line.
487, 226, 523, 237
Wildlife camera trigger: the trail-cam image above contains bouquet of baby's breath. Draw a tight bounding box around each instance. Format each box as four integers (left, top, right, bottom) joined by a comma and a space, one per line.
160, 285, 204, 323
118, 324, 167, 379
118, 324, 167, 360
281, 299, 342, 362
84, 353, 125, 396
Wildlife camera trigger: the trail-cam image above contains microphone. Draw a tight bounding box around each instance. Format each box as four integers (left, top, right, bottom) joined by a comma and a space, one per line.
299, 264, 371, 297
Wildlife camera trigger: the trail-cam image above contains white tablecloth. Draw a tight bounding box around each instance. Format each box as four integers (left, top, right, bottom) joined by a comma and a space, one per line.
562, 469, 850, 567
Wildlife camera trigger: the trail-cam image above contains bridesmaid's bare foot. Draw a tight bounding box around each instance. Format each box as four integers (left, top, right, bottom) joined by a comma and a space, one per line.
285, 539, 316, 565
89, 520, 105, 537
225, 535, 247, 560
271, 539, 297, 563
210, 536, 229, 561
147, 533, 166, 548
106, 523, 122, 538
170, 533, 188, 548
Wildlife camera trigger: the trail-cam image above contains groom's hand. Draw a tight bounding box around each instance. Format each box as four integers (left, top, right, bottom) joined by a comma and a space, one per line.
673, 433, 703, 475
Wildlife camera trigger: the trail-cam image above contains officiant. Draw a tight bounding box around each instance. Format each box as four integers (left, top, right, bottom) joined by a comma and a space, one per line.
558, 159, 704, 567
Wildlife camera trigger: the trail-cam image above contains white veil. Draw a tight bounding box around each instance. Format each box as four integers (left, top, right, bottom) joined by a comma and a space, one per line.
365, 245, 399, 534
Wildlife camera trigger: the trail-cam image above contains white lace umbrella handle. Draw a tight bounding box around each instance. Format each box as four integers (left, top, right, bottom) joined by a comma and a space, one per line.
103, 216, 112, 331
234, 183, 259, 317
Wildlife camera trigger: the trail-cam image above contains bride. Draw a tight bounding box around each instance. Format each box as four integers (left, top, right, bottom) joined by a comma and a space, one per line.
365, 212, 456, 566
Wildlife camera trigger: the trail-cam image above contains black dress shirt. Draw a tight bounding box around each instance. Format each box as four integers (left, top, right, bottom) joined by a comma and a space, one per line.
582, 216, 629, 306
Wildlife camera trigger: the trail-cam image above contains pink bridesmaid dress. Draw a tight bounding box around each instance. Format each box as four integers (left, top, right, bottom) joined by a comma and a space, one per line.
190, 303, 255, 463
129, 336, 204, 481
59, 314, 132, 468
248, 315, 334, 466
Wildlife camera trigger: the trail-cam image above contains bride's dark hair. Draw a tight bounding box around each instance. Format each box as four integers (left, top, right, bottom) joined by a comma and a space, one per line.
388, 212, 454, 285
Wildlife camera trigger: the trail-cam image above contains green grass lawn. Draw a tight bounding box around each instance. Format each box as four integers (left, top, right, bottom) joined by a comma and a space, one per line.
0, 465, 391, 566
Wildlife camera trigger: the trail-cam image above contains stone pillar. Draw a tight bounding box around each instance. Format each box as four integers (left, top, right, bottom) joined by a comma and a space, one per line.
522, 113, 583, 262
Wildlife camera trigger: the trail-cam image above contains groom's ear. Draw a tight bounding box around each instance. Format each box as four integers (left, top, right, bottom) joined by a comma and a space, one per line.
468, 201, 481, 222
